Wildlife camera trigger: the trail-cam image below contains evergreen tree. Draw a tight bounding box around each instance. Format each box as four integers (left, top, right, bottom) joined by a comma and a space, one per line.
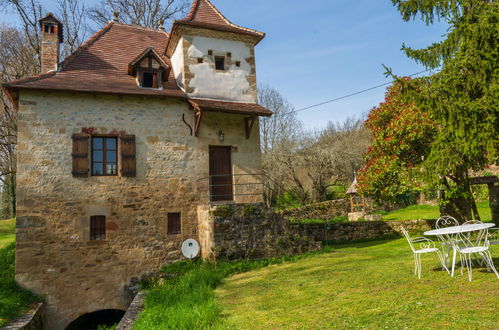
388, 0, 498, 220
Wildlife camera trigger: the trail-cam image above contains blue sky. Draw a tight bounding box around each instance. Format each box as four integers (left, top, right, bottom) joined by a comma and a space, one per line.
1, 0, 449, 129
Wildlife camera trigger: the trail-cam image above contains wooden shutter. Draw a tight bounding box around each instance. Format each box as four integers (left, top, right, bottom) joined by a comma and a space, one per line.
120, 135, 136, 177
71, 133, 89, 177
152, 72, 158, 88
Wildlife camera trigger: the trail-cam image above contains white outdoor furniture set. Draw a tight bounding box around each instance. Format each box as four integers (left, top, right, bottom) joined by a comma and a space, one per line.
402, 216, 498, 281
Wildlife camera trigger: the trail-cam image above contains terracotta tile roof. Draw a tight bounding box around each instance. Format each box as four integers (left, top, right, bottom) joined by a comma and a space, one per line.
188, 98, 272, 117
4, 23, 185, 98
175, 0, 264, 39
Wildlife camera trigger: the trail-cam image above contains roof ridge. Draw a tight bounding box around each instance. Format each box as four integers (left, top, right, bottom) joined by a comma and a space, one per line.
58, 21, 115, 71
113, 22, 170, 36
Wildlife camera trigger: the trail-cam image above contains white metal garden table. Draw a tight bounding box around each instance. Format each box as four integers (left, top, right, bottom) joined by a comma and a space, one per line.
424, 223, 495, 277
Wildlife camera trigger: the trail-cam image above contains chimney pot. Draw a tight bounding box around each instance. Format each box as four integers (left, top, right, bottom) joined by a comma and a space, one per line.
113, 12, 120, 22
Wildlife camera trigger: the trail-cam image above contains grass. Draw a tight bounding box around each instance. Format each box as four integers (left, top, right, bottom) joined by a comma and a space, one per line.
376, 201, 492, 221
290, 215, 348, 224
0, 218, 41, 327
0, 243, 41, 327
133, 250, 334, 329
217, 238, 499, 329
0, 218, 15, 247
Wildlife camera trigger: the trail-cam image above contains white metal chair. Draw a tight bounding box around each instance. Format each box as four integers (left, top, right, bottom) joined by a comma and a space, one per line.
451, 230, 499, 281
435, 216, 461, 267
401, 227, 449, 279
489, 228, 499, 245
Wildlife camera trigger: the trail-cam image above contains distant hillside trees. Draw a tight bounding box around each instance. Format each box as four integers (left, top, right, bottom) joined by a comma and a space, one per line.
259, 85, 370, 206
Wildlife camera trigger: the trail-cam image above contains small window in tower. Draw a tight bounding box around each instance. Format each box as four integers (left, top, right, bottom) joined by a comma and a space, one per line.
142, 71, 158, 88
208, 49, 213, 56
227, 52, 232, 57
50, 25, 55, 33
44, 24, 50, 33
215, 56, 225, 71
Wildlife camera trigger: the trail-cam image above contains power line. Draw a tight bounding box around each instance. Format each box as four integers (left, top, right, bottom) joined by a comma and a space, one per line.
291, 69, 430, 114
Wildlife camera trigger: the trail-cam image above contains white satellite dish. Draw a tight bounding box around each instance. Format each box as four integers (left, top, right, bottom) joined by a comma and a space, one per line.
181, 239, 200, 259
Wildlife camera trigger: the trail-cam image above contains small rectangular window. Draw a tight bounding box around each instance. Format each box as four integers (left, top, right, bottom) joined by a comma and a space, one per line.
167, 213, 181, 235
235, 61, 241, 67
198, 57, 204, 63
90, 216, 106, 240
215, 56, 225, 71
92, 137, 117, 176
142, 72, 157, 88
44, 24, 49, 33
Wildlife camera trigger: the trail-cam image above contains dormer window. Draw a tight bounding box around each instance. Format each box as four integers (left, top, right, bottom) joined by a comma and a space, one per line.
129, 47, 170, 89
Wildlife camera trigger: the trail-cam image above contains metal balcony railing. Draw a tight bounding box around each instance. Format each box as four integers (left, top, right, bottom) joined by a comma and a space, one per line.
207, 173, 264, 202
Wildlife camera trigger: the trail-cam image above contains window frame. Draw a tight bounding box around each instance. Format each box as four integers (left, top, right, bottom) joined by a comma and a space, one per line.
167, 212, 182, 235
138, 68, 162, 89
215, 56, 225, 71
90, 215, 106, 240
91, 136, 118, 177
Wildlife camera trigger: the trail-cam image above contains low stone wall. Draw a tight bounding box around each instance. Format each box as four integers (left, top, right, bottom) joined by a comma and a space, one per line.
115, 292, 145, 330
2, 303, 44, 330
280, 199, 349, 221
201, 204, 321, 260
291, 219, 437, 243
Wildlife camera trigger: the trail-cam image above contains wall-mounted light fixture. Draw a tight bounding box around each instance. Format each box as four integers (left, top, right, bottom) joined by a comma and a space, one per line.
218, 130, 224, 142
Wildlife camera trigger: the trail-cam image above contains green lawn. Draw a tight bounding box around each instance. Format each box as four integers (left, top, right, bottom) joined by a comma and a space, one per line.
0, 218, 41, 328
378, 201, 492, 221
0, 219, 15, 247
216, 238, 499, 329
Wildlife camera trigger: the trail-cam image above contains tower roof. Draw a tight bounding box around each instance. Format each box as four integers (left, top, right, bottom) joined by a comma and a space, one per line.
166, 0, 264, 55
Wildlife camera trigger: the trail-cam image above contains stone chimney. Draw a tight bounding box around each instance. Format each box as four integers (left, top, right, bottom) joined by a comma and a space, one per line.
39, 13, 63, 73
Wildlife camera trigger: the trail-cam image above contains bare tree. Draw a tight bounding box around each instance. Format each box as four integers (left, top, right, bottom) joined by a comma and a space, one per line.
0, 0, 43, 67
257, 85, 307, 206
57, 0, 88, 58
0, 26, 35, 217
88, 0, 189, 29
299, 118, 371, 202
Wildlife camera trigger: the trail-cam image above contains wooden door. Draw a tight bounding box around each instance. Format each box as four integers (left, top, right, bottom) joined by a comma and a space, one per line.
209, 146, 233, 201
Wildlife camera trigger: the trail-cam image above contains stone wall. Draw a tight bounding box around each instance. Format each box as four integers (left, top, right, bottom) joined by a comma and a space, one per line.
16, 90, 263, 329
291, 219, 437, 243
280, 199, 349, 221
2, 303, 44, 330
200, 204, 321, 260
115, 292, 145, 330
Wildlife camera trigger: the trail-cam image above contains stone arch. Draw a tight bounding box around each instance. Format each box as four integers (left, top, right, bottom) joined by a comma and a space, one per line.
65, 309, 126, 329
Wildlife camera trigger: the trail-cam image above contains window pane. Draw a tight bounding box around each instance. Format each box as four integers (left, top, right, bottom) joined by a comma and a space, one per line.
92, 163, 103, 175
106, 163, 117, 175
106, 150, 116, 162
215, 56, 225, 70
93, 150, 103, 162
142, 72, 153, 88
106, 138, 116, 150
93, 138, 103, 149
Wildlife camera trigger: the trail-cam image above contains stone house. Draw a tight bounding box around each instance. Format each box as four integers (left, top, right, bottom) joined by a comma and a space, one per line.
2, 0, 272, 328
